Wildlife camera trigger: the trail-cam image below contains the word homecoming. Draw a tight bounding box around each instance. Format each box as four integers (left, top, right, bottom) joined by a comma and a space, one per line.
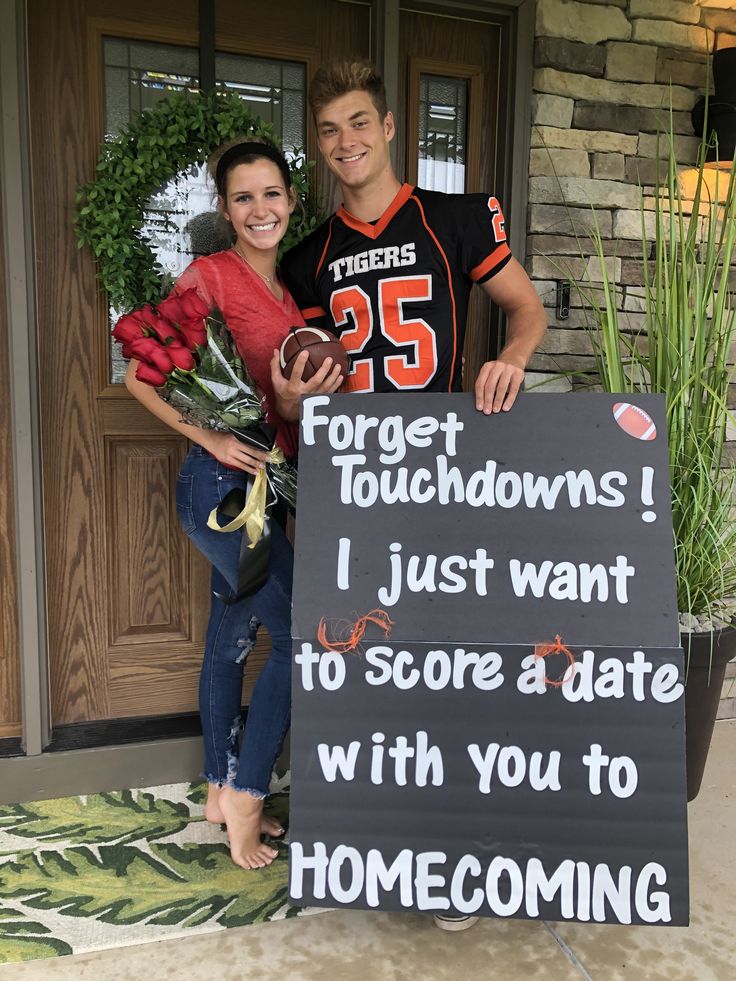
301, 399, 646, 511
289, 843, 672, 924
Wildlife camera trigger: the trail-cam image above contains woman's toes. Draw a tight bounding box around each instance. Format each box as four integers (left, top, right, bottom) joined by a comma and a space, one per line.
233, 843, 279, 870
261, 813, 285, 837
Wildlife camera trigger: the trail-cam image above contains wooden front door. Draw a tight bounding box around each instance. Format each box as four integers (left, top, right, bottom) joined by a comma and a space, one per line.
397, 9, 504, 389
28, 0, 369, 736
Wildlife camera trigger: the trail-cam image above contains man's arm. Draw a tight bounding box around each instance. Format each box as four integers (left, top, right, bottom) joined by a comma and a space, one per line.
475, 256, 547, 413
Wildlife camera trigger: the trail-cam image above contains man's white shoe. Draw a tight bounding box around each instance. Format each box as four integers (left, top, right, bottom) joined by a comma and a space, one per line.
433, 914, 480, 932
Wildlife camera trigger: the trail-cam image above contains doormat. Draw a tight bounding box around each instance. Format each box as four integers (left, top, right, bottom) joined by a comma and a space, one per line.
0, 775, 313, 963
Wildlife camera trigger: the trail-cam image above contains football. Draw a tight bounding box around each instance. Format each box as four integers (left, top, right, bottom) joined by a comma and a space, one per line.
612, 402, 657, 441
279, 327, 350, 382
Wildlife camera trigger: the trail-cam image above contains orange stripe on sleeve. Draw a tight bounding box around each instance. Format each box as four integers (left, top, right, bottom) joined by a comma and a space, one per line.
301, 306, 326, 321
470, 244, 512, 282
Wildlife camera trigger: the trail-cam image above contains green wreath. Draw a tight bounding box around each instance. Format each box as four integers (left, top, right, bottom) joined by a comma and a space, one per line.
75, 89, 323, 312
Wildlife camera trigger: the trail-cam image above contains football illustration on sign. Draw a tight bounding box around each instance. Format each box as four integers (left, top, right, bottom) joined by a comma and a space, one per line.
612, 402, 657, 441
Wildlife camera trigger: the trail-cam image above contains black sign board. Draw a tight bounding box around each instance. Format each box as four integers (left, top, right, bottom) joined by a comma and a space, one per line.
288, 393, 688, 926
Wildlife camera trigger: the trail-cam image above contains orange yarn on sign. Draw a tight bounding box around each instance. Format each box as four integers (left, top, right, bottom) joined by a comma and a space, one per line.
533, 634, 576, 688
317, 609, 394, 655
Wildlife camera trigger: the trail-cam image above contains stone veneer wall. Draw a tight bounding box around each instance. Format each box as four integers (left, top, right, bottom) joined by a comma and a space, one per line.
523, 0, 736, 714
526, 0, 735, 386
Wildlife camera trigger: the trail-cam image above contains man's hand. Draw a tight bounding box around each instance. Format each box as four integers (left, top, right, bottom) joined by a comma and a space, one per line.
475, 357, 524, 414
270, 349, 344, 421
476, 257, 547, 413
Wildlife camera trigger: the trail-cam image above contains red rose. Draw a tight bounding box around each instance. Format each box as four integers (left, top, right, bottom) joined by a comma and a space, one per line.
146, 345, 175, 374
176, 321, 207, 350
175, 288, 210, 321
119, 332, 149, 360
135, 361, 167, 387
114, 306, 166, 358
158, 288, 209, 326
156, 293, 184, 324
132, 304, 156, 327
127, 335, 157, 361
127, 336, 174, 375
167, 342, 195, 371
112, 312, 145, 345
157, 289, 209, 349
148, 314, 178, 345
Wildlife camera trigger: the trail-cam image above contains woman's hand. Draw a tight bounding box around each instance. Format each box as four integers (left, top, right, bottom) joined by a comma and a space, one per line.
199, 431, 268, 476
269, 349, 344, 421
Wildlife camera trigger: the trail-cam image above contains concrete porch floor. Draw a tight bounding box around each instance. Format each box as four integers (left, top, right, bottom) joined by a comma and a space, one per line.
3, 720, 734, 981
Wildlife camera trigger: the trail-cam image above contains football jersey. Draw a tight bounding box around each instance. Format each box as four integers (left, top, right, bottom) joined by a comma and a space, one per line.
280, 183, 512, 393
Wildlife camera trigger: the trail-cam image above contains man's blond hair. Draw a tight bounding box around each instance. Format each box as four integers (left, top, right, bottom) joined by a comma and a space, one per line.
309, 59, 388, 121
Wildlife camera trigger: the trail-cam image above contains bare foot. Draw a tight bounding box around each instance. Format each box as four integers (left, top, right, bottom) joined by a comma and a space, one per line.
204, 785, 226, 824
219, 785, 279, 869
205, 785, 284, 837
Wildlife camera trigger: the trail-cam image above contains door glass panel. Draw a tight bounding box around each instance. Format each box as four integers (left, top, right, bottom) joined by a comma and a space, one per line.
417, 74, 467, 194
102, 38, 306, 383
216, 54, 306, 152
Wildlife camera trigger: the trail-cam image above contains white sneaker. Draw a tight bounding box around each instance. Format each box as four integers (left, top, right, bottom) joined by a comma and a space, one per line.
433, 913, 480, 932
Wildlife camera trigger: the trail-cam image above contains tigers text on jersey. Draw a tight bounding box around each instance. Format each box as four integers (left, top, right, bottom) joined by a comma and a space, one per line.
280, 183, 512, 393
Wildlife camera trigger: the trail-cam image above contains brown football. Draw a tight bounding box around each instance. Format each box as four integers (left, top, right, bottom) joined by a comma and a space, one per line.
279, 326, 350, 382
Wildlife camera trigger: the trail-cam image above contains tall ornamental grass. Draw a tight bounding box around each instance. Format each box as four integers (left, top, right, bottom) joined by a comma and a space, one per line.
576, 127, 736, 623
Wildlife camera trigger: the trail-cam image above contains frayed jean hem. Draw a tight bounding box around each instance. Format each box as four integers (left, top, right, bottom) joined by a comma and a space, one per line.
202, 773, 268, 799
229, 783, 268, 800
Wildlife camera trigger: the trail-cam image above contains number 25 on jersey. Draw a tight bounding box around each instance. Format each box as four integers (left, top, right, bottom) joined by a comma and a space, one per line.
330, 275, 438, 392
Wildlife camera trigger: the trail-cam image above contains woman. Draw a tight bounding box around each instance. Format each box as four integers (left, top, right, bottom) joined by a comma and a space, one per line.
125, 140, 342, 869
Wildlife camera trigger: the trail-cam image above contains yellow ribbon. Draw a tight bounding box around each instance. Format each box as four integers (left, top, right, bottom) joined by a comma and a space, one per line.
206, 447, 285, 548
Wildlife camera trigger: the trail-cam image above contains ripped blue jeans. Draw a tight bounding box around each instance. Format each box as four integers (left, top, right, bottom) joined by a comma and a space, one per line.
176, 444, 294, 799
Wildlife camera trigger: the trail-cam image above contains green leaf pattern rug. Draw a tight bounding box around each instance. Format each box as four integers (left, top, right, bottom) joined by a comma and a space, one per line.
0, 776, 314, 964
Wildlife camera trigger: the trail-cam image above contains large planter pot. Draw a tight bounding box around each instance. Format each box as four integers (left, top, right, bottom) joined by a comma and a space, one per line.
682, 624, 736, 801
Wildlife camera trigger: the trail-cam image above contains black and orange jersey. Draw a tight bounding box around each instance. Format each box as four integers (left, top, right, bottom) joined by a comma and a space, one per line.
280, 183, 512, 393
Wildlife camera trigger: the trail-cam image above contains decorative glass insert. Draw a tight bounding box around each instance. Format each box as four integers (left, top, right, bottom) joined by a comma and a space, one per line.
417, 74, 467, 195
103, 38, 306, 383
215, 53, 306, 154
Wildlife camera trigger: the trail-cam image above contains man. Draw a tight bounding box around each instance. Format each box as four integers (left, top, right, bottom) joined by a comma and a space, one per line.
271, 59, 547, 930
273, 59, 546, 417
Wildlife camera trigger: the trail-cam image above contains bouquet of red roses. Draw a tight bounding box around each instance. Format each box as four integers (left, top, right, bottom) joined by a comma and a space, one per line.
113, 288, 206, 386
113, 288, 297, 512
